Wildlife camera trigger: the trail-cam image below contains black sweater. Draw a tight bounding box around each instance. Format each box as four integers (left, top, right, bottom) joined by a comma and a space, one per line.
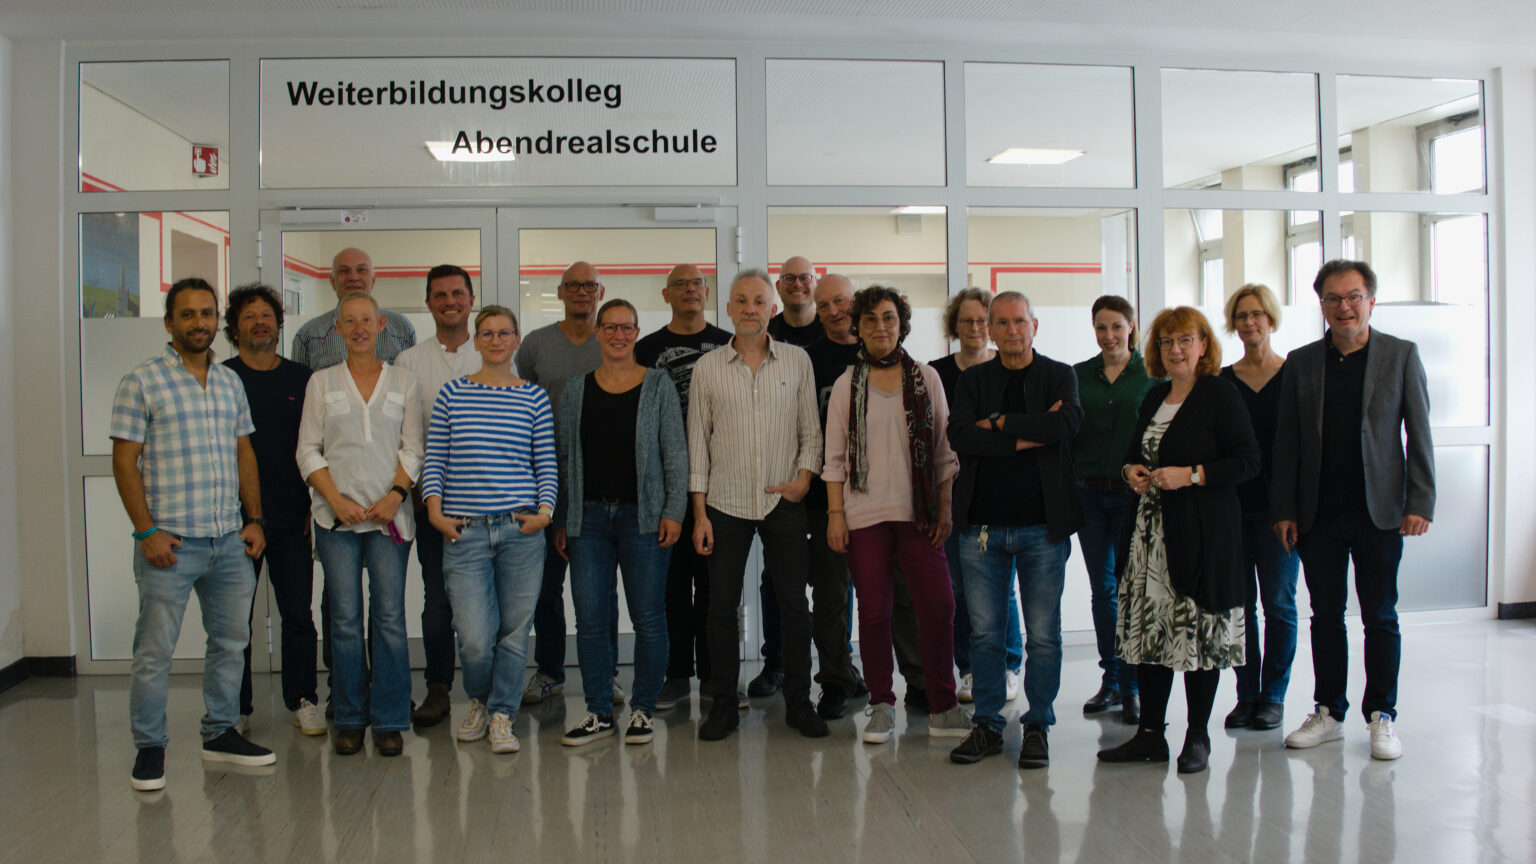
1118, 375, 1260, 612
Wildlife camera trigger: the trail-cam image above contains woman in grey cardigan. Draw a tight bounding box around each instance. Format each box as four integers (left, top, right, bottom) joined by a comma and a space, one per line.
553, 298, 688, 747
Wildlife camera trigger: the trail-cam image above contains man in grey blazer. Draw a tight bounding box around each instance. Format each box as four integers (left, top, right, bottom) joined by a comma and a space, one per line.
1271, 259, 1435, 762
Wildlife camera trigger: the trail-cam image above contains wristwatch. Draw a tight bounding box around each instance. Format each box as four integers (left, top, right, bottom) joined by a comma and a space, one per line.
243, 516, 266, 528
988, 411, 1001, 431
1189, 467, 1202, 485
390, 484, 409, 502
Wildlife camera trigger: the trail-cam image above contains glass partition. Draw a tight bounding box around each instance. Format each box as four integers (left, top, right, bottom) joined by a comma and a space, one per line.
964, 63, 1134, 188
80, 60, 229, 192
1337, 75, 1483, 194
1162, 69, 1318, 190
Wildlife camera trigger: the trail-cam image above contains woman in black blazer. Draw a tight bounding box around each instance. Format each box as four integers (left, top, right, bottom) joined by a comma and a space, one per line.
1096, 307, 1259, 773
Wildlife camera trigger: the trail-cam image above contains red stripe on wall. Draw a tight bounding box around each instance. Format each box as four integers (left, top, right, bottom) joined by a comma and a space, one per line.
79, 172, 125, 193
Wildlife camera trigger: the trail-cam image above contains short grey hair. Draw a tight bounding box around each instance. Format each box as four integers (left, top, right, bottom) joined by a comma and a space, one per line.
732, 267, 773, 290
991, 290, 1034, 321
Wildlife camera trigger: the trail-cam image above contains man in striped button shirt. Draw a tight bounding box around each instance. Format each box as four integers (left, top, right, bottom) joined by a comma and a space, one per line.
688, 269, 827, 741
289, 247, 417, 370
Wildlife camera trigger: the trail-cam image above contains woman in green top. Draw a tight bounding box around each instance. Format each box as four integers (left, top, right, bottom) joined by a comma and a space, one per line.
1072, 295, 1155, 724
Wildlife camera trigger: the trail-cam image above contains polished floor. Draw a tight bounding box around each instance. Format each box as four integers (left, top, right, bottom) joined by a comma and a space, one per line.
2, 619, 1534, 863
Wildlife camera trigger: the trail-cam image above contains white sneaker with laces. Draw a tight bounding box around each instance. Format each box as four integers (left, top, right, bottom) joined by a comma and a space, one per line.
863, 704, 896, 744
522, 673, 564, 705
292, 699, 327, 736
488, 712, 519, 753
1285, 708, 1345, 749
1005, 670, 1021, 702
457, 698, 489, 742
928, 704, 973, 739
1368, 711, 1402, 760
957, 673, 974, 704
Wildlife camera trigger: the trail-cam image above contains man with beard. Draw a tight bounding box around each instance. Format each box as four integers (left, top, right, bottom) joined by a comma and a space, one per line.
113, 278, 275, 791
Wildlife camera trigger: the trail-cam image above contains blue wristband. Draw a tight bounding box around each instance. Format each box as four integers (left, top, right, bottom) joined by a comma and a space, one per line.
132, 526, 159, 541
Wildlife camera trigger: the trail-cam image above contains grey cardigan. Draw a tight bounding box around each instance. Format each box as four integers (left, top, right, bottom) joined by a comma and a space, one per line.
554, 368, 689, 537
1270, 328, 1436, 532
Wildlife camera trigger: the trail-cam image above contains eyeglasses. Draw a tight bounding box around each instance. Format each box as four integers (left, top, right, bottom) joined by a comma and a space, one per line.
1320, 292, 1369, 309
778, 273, 815, 285
956, 317, 988, 330
668, 277, 706, 289
1157, 335, 1199, 351
1233, 311, 1269, 323
562, 281, 601, 294
477, 329, 517, 342
597, 323, 639, 336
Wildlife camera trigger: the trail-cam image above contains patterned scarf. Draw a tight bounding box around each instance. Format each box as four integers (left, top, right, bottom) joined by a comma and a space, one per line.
847, 346, 940, 525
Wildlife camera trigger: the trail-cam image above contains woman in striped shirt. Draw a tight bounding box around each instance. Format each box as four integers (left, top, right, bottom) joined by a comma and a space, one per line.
420, 305, 558, 755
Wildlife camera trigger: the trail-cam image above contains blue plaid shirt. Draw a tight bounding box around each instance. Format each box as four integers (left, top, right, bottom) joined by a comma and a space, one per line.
109, 345, 256, 538
290, 307, 416, 371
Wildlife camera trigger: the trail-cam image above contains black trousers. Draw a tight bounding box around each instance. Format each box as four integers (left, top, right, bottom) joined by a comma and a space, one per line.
705, 501, 813, 703
241, 524, 318, 713
665, 510, 711, 681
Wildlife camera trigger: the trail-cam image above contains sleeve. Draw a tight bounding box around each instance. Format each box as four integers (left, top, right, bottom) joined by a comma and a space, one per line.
514, 334, 539, 387
821, 372, 853, 483
419, 384, 452, 501
1123, 389, 1159, 469
1201, 379, 1261, 487
948, 366, 1017, 458
529, 388, 559, 511
1268, 354, 1302, 521
687, 356, 713, 494
295, 373, 329, 481
1401, 343, 1437, 520
108, 371, 148, 443
1000, 362, 1082, 444
794, 352, 824, 476
230, 373, 256, 438
926, 365, 960, 483
290, 330, 310, 369
553, 376, 579, 529
397, 374, 424, 482
655, 374, 690, 522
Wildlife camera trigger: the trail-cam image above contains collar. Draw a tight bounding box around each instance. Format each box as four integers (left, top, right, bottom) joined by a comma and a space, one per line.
432, 334, 472, 354
728, 334, 780, 363
163, 343, 219, 366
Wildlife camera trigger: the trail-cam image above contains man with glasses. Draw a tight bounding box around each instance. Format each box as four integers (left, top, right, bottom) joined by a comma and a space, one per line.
515, 261, 618, 707
290, 247, 417, 370
635, 264, 733, 710
394, 264, 480, 727
1273, 259, 1434, 761
946, 291, 1083, 768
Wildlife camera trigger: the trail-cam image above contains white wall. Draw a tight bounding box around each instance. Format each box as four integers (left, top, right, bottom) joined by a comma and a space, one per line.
0, 35, 23, 671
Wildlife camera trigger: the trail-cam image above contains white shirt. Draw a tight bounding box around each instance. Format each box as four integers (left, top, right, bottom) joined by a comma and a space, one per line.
393, 334, 481, 444
296, 362, 424, 540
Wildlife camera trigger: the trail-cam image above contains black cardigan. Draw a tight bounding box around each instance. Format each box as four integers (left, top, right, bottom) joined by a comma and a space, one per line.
1117, 375, 1260, 613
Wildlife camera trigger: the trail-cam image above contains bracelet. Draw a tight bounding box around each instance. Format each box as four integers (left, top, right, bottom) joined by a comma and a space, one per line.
827, 509, 844, 515
390, 484, 409, 502
132, 526, 159, 541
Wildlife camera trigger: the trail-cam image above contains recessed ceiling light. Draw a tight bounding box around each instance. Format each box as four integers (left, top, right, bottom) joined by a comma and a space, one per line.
425, 141, 515, 163
890, 205, 946, 215
987, 148, 1085, 165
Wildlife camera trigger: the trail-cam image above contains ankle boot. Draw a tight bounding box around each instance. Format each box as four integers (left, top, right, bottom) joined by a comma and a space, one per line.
1177, 728, 1211, 773
1097, 725, 1170, 763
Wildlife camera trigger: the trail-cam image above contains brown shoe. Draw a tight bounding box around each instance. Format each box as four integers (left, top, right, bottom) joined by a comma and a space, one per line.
412, 682, 453, 727
334, 729, 365, 756
375, 730, 404, 757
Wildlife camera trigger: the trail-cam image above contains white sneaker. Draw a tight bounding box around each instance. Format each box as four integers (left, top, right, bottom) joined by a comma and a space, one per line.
488, 712, 519, 753
292, 699, 327, 736
1368, 711, 1402, 760
613, 677, 626, 704
928, 704, 973, 739
1005, 670, 1021, 702
1285, 708, 1345, 749
457, 698, 489, 742
521, 673, 564, 705
957, 673, 974, 704
863, 704, 896, 744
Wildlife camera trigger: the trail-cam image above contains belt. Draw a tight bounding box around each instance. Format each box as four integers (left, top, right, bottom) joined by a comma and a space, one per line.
1081, 476, 1124, 491
455, 510, 530, 526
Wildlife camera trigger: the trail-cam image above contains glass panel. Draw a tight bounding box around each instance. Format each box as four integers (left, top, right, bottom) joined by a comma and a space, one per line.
1162, 69, 1318, 190
1396, 445, 1487, 610
965, 207, 1136, 363
766, 60, 945, 186
517, 228, 718, 340
80, 210, 231, 456
766, 207, 948, 361
80, 60, 229, 192
964, 63, 1134, 188
1337, 74, 1483, 193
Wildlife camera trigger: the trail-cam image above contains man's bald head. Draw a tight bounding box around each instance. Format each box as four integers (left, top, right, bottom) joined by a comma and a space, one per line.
814, 273, 856, 344
558, 260, 604, 320
775, 255, 817, 311
330, 247, 375, 300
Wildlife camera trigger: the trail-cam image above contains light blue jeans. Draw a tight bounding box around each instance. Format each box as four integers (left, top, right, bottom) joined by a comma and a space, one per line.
444, 513, 546, 719
569, 501, 671, 716
129, 532, 255, 749
959, 524, 1070, 731
314, 525, 413, 732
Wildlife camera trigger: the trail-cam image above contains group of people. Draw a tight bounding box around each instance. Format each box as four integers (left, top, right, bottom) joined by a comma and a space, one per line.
112, 247, 1433, 793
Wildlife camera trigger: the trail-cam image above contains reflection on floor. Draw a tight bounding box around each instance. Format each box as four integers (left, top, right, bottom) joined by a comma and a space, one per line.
2, 619, 1534, 863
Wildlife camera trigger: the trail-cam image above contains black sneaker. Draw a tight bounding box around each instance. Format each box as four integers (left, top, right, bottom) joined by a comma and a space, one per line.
851, 673, 869, 698
1083, 684, 1123, 714
817, 686, 849, 720
949, 724, 1004, 764
560, 713, 616, 747
201, 728, 276, 766
655, 678, 691, 711
786, 699, 830, 738
748, 665, 784, 698
698, 699, 740, 741
1017, 723, 1050, 769
131, 746, 166, 791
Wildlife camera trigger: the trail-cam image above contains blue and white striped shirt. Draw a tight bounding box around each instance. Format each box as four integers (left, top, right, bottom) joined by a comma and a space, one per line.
109, 344, 256, 538
420, 378, 558, 516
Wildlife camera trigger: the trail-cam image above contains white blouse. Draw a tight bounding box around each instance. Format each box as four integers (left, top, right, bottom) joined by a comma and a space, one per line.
296, 362, 424, 540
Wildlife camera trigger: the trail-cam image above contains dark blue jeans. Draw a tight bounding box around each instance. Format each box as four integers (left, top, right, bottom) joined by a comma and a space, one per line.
1076, 481, 1138, 695
240, 524, 317, 713
533, 529, 618, 684
415, 510, 456, 687
1298, 514, 1403, 721
1233, 510, 1300, 704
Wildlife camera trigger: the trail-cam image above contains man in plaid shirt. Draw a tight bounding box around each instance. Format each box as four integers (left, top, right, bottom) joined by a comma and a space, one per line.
111, 277, 276, 792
